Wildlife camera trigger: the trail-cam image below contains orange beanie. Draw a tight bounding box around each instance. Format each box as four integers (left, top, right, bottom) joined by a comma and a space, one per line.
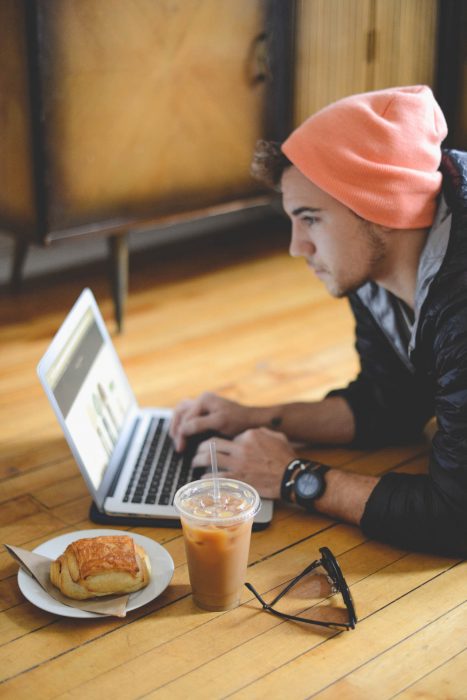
282, 85, 447, 228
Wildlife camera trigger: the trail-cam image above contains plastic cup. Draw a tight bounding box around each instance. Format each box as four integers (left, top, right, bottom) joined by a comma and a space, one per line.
174, 478, 260, 611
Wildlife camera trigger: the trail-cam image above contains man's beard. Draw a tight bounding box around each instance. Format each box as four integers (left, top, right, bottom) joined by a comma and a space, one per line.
326, 222, 388, 298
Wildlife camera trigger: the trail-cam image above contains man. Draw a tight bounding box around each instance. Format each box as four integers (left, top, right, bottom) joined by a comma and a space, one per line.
170, 85, 467, 557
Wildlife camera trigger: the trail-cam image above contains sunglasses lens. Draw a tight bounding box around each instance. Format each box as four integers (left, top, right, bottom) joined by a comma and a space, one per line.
268, 564, 350, 626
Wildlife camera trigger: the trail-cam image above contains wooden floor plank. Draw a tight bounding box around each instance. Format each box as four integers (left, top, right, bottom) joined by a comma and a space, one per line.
3, 540, 459, 700
311, 603, 467, 699
1, 460, 78, 503
0, 525, 364, 692
63, 551, 462, 700
0, 515, 346, 676
223, 563, 465, 700
0, 223, 462, 699
393, 649, 467, 700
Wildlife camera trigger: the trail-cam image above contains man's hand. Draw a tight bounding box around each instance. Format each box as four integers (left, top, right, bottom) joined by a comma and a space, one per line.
192, 427, 296, 500
186, 421, 379, 524
170, 392, 258, 452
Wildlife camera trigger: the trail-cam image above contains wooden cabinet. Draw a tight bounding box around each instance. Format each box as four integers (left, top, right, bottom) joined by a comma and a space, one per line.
3, 0, 460, 330
0, 0, 294, 328
294, 0, 438, 124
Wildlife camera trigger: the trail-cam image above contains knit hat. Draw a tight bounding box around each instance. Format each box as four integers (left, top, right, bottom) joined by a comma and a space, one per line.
282, 85, 447, 228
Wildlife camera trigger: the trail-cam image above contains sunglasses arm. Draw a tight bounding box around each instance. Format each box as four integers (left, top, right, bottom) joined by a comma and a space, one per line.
244, 581, 271, 609
244, 582, 353, 629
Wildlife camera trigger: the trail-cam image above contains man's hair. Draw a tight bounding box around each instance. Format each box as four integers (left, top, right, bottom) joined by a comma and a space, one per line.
250, 140, 292, 191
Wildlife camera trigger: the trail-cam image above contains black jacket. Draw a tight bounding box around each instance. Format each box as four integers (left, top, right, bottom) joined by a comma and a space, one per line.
329, 149, 467, 557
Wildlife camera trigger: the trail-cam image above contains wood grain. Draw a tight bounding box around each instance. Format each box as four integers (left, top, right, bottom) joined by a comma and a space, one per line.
0, 222, 464, 698
37, 0, 267, 229
294, 0, 438, 123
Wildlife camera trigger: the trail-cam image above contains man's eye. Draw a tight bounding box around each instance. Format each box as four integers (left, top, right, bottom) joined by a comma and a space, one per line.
303, 216, 318, 226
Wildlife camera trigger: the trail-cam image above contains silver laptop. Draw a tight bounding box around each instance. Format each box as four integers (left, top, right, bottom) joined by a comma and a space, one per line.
37, 288, 273, 529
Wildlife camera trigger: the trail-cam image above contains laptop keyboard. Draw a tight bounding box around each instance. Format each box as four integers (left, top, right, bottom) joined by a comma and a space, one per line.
123, 417, 202, 506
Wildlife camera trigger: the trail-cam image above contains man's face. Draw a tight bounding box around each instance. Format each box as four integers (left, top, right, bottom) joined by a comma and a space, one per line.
281, 166, 388, 298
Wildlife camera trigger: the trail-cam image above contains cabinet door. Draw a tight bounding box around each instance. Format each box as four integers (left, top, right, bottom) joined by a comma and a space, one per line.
36, 0, 273, 234
294, 0, 438, 125
294, 0, 372, 123
0, 0, 36, 235
372, 0, 438, 88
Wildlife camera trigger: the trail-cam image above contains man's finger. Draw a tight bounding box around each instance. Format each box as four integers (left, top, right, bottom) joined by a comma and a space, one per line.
177, 414, 224, 444
193, 437, 239, 467
169, 399, 194, 438
197, 437, 234, 456
170, 400, 213, 450
192, 450, 237, 470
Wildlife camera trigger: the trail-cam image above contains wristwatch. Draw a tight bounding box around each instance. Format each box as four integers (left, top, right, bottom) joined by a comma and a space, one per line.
281, 460, 329, 512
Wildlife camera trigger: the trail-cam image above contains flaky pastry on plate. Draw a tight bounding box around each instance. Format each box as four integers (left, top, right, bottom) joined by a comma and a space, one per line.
50, 535, 151, 600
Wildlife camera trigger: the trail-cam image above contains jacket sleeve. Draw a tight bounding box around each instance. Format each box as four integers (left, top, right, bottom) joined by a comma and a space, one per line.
361, 296, 467, 557
327, 293, 435, 448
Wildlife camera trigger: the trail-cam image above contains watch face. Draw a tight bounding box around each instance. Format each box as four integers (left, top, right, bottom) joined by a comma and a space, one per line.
296, 471, 320, 499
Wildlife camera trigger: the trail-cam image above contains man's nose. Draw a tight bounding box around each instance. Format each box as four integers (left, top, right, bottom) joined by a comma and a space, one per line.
289, 226, 315, 258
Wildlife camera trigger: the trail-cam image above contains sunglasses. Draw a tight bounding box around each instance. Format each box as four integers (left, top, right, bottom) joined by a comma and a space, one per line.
245, 546, 357, 630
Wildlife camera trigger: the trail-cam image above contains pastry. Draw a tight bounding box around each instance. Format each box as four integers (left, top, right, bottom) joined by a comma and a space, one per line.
50, 535, 151, 600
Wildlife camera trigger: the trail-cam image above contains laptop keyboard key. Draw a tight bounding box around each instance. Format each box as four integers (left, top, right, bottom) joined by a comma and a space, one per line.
126, 417, 204, 507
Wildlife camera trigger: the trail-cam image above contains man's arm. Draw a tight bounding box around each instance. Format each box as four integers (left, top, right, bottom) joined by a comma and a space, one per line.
313, 469, 379, 525
174, 390, 379, 525
192, 426, 379, 525
258, 396, 356, 445
359, 297, 467, 557
170, 392, 355, 451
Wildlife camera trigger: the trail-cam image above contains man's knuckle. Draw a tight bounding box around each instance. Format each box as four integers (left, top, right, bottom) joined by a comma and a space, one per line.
243, 428, 258, 439
211, 414, 223, 429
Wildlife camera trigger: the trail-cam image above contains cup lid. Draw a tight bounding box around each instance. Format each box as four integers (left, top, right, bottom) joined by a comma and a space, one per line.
174, 478, 261, 525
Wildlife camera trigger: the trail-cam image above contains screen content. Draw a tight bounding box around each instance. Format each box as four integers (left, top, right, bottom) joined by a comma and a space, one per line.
46, 309, 132, 489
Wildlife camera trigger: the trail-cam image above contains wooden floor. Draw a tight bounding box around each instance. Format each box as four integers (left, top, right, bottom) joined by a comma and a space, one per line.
1, 221, 465, 699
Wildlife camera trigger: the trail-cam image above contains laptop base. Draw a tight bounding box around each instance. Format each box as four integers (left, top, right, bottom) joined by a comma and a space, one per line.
89, 501, 181, 529
89, 501, 271, 531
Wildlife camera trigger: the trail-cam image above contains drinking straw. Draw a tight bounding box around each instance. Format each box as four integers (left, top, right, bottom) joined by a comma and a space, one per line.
209, 440, 220, 502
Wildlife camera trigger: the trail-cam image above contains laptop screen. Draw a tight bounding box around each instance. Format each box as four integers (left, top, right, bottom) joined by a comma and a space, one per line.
45, 307, 132, 489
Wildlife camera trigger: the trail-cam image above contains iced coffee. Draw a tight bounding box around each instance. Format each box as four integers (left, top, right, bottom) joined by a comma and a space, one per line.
174, 478, 260, 611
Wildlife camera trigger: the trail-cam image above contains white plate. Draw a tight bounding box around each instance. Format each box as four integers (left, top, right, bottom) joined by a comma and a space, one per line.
17, 529, 174, 619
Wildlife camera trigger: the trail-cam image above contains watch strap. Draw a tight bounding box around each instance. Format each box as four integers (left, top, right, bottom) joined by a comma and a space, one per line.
281, 459, 302, 502
281, 459, 328, 503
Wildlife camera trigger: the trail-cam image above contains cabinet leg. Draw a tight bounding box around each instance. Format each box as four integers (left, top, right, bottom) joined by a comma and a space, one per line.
108, 233, 129, 333
10, 238, 29, 291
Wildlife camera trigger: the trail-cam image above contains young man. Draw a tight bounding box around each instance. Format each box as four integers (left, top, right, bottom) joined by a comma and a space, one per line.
170, 85, 467, 557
